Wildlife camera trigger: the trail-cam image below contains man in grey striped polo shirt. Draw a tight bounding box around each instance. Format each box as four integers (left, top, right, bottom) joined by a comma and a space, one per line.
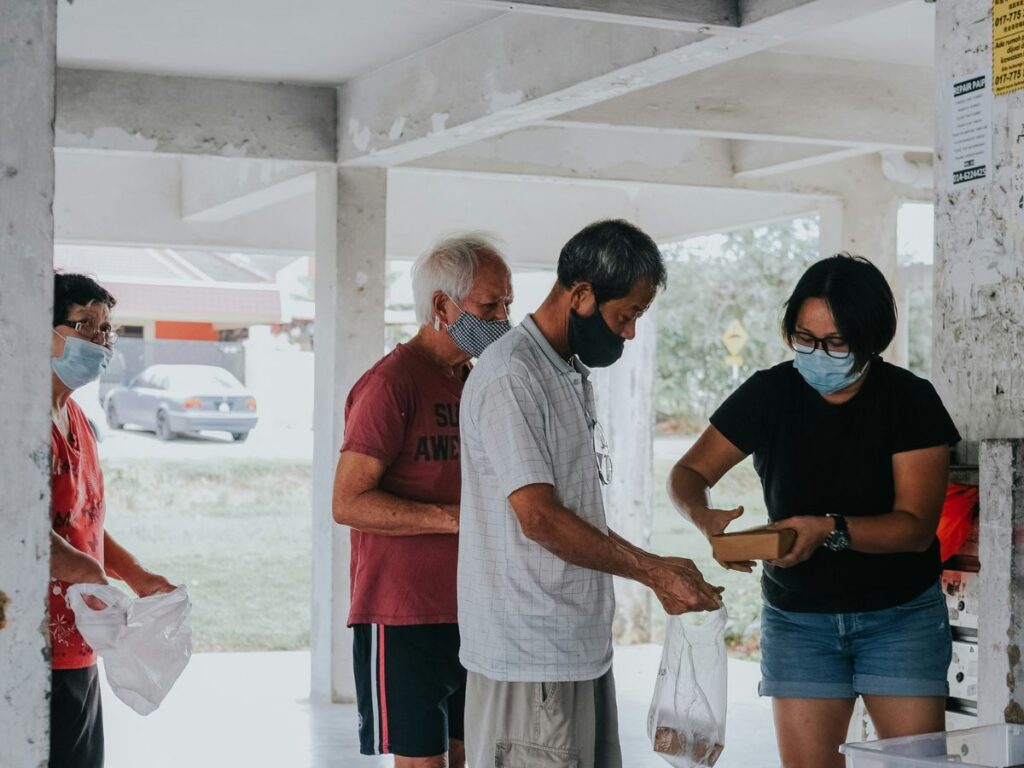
458, 220, 724, 767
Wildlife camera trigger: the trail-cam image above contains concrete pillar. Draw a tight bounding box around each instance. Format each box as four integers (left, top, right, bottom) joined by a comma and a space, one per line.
838, 185, 910, 369
934, 0, 1024, 464
817, 188, 908, 367
935, 0, 1024, 729
594, 310, 656, 643
817, 197, 844, 263
310, 167, 387, 702
0, 0, 57, 761
977, 440, 1024, 725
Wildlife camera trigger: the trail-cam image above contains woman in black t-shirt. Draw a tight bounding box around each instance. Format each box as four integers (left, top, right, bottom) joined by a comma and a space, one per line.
668, 254, 960, 768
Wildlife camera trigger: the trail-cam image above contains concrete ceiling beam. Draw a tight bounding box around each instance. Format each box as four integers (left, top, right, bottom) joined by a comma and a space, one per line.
182, 173, 315, 223
337, 0, 908, 167
556, 51, 934, 152
453, 0, 740, 29
56, 69, 337, 162
407, 125, 739, 186
180, 157, 317, 222
731, 141, 880, 179
385, 167, 826, 268
407, 103, 931, 194
54, 151, 316, 254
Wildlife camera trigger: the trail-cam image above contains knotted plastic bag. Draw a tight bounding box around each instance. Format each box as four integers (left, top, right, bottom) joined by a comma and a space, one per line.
648, 608, 729, 767
67, 583, 193, 715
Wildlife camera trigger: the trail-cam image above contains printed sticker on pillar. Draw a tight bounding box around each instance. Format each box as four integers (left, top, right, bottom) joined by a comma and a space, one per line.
994, 0, 1024, 95
947, 72, 992, 190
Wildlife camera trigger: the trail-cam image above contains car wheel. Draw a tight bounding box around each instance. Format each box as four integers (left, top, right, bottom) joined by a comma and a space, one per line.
156, 410, 175, 441
105, 401, 123, 430
231, 432, 249, 443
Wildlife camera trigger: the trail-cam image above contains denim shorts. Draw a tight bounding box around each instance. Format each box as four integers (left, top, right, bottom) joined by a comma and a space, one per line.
759, 581, 952, 699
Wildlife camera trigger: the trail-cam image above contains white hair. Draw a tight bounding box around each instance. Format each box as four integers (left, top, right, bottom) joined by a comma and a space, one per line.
411, 232, 507, 326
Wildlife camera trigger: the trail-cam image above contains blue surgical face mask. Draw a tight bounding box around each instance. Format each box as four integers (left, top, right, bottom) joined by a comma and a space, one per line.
792, 344, 864, 395
440, 299, 512, 358
52, 330, 113, 390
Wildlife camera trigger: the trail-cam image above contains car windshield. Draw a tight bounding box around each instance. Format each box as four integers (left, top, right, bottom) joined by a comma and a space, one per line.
163, 367, 242, 392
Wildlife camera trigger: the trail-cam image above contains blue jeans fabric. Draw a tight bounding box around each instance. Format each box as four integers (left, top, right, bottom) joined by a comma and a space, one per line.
759, 580, 952, 699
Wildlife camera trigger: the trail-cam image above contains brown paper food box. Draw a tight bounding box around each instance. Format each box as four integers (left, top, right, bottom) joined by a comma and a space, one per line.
711, 526, 796, 562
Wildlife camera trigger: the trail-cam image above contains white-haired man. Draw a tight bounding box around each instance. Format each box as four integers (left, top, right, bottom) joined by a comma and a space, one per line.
332, 233, 513, 768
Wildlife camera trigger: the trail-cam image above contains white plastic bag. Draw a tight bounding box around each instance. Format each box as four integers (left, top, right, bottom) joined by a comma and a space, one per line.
648, 608, 729, 767
67, 583, 193, 715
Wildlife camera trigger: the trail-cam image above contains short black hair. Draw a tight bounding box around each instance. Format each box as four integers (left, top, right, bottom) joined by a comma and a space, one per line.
557, 219, 667, 304
54, 273, 116, 328
781, 253, 897, 363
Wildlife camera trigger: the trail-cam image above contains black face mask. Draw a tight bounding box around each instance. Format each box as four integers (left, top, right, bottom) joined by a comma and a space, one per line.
568, 307, 625, 368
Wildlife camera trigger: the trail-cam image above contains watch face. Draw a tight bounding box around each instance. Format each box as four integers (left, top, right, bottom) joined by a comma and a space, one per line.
825, 530, 851, 552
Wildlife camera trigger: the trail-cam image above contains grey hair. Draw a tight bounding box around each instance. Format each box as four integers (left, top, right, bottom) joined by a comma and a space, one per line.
411, 232, 507, 326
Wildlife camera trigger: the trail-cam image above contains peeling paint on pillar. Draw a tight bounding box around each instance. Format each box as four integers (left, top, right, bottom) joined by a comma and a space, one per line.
56, 69, 337, 162
935, 1, 1024, 464
1009, 644, 1021, 697
387, 117, 407, 141
430, 112, 451, 134
348, 119, 371, 153
0, 591, 9, 630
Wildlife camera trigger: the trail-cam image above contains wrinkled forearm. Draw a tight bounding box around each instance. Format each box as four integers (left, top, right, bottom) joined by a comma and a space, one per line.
333, 489, 458, 536
518, 503, 657, 587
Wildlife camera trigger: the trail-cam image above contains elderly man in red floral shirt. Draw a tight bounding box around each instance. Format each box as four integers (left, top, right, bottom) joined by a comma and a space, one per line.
48, 273, 176, 768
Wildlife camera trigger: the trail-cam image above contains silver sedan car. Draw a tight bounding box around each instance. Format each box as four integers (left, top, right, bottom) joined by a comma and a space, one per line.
104, 364, 259, 442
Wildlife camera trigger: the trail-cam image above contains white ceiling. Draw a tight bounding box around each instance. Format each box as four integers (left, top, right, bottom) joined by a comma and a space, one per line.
778, 1, 934, 68
57, 0, 504, 85
58, 0, 934, 89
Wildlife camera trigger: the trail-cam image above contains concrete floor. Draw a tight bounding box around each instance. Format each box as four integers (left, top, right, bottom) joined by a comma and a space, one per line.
102, 647, 780, 768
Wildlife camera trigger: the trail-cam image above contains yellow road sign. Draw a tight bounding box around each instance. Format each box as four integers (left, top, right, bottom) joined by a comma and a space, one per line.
725, 354, 744, 367
722, 320, 749, 356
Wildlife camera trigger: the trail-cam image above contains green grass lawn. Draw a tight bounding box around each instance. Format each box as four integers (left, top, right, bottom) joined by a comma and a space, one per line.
99, 451, 765, 656
650, 454, 768, 657
102, 460, 312, 652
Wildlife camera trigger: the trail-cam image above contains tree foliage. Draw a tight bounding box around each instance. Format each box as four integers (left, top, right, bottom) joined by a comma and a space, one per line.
655, 218, 820, 433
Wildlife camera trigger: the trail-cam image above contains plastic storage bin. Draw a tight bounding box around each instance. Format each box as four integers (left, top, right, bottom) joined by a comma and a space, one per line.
840, 724, 1024, 767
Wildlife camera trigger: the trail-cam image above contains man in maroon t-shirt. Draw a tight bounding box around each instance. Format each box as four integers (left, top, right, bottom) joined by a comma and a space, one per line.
333, 233, 512, 768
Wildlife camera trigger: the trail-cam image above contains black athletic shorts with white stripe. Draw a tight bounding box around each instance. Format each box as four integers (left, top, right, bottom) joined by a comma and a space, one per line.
353, 623, 466, 758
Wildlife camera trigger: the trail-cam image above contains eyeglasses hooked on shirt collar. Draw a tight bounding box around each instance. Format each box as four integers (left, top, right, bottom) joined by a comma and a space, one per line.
592, 418, 613, 486
567, 359, 613, 485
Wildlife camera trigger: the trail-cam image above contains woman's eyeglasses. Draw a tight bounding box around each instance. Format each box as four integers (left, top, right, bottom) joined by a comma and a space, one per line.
790, 331, 851, 360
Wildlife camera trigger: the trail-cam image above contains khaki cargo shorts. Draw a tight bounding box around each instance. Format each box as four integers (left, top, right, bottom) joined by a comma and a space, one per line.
464, 668, 622, 768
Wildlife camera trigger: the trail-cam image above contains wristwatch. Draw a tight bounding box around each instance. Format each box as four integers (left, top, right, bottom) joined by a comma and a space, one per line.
824, 514, 851, 552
